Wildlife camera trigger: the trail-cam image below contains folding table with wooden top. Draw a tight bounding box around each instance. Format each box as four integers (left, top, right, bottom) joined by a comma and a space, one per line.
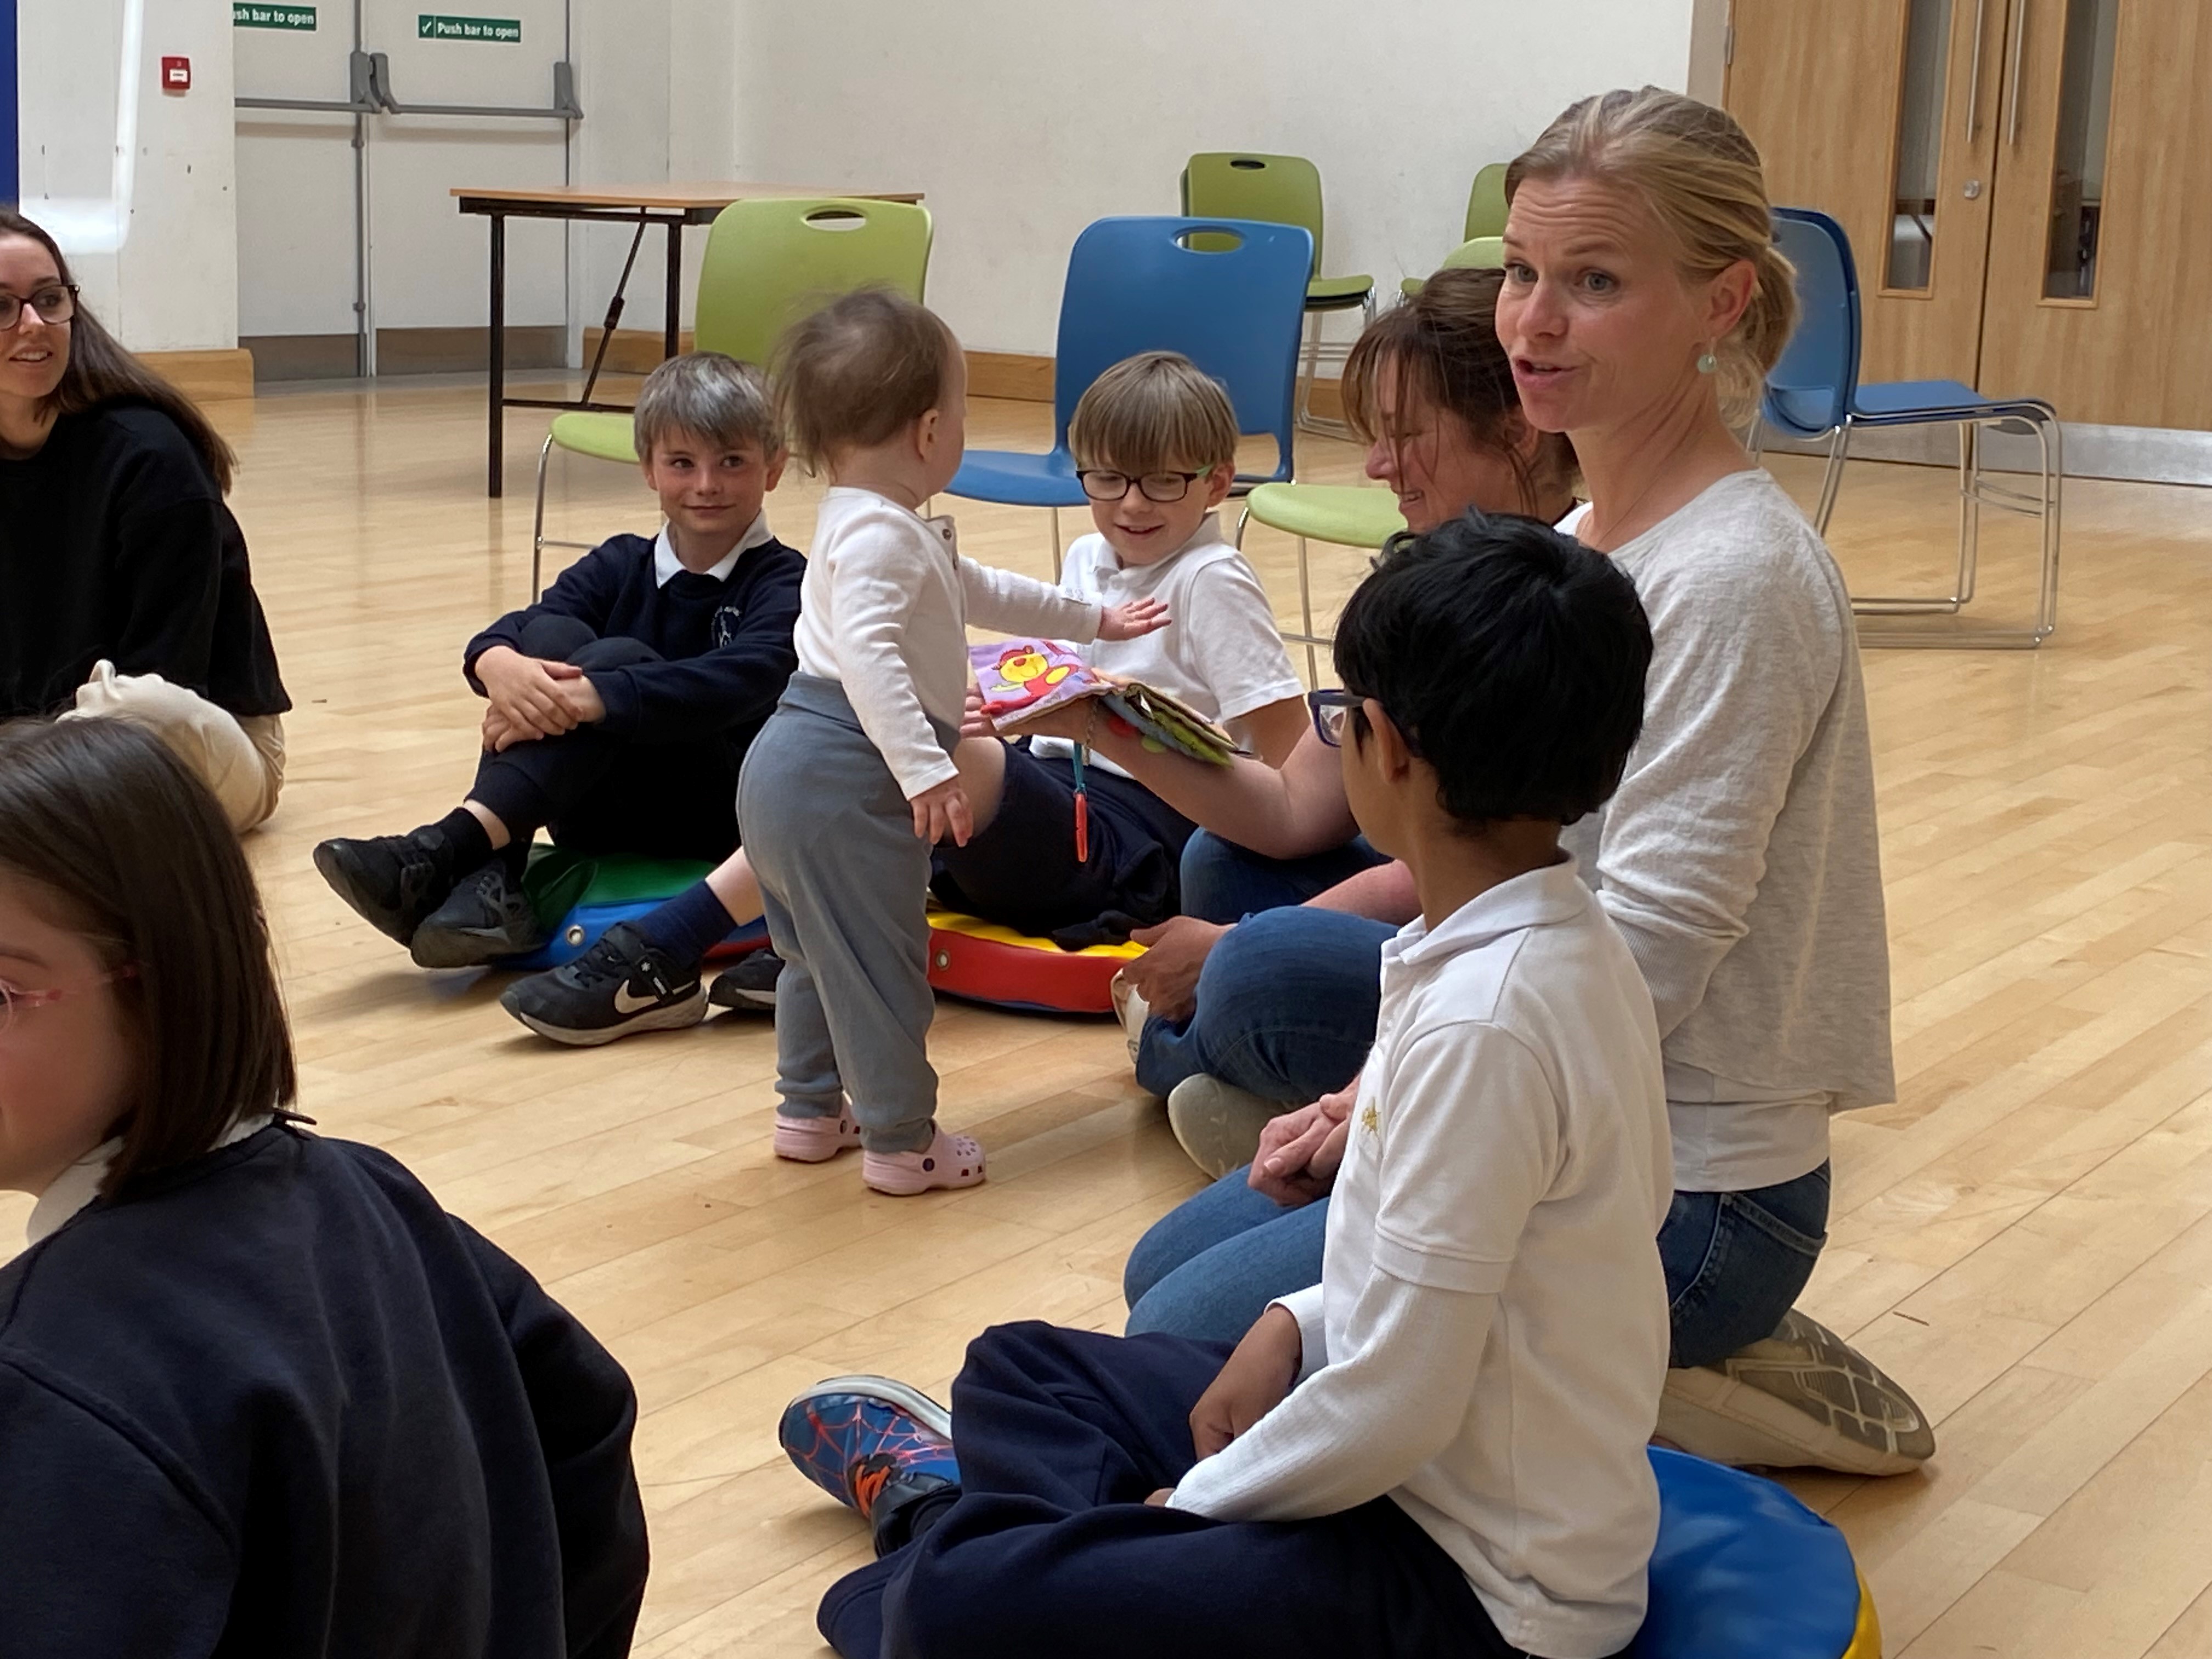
452, 182, 924, 496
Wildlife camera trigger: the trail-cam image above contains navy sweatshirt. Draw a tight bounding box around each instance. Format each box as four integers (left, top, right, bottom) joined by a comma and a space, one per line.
0, 1126, 648, 1658
465, 531, 805, 752
0, 404, 290, 720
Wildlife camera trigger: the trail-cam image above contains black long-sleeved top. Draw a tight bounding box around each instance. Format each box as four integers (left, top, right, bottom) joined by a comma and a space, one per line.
0, 1126, 648, 1658
465, 529, 805, 749
0, 404, 290, 719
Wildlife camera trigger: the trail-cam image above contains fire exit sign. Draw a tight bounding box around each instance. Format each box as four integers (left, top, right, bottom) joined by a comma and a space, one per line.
233, 3, 318, 27
419, 15, 522, 42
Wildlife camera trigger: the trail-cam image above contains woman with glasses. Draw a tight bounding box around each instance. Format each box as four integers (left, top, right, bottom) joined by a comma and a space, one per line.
0, 210, 289, 832
1039, 94, 1928, 1480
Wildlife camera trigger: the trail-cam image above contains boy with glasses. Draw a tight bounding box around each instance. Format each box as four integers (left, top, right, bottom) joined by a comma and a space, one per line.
774, 514, 1672, 1659
500, 351, 1305, 1043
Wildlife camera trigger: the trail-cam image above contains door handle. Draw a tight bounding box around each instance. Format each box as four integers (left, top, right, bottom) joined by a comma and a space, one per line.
2006, 0, 2029, 146
1965, 0, 1989, 140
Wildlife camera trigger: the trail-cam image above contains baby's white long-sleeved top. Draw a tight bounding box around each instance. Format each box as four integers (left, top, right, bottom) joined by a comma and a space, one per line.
793, 487, 1102, 799
1167, 860, 1675, 1659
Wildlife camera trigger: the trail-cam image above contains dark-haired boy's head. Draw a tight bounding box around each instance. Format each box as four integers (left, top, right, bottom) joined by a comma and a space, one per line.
1331, 513, 1650, 850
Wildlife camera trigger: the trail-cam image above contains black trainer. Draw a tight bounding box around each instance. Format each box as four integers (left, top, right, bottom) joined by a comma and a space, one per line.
409, 859, 553, 969
499, 921, 707, 1046
708, 949, 785, 1011
313, 831, 458, 947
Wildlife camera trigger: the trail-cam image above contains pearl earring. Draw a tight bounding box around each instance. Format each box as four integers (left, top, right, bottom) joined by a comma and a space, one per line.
1696, 348, 1719, 375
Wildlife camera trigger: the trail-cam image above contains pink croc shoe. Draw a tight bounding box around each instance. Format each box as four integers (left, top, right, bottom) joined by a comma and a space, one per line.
861, 1128, 987, 1196
773, 1106, 861, 1164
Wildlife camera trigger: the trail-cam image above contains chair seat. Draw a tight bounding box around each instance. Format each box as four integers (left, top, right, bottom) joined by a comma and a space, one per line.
1245, 483, 1405, 548
1850, 378, 2023, 423
1631, 1448, 1875, 1659
1305, 273, 1375, 309
947, 447, 1087, 509
548, 411, 641, 465
1764, 383, 1844, 437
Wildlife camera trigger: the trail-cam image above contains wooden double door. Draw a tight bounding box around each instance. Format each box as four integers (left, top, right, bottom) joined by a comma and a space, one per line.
1726, 0, 2212, 430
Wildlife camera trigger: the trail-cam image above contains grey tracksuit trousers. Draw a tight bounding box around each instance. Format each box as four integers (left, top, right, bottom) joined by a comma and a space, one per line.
736, 673, 954, 1154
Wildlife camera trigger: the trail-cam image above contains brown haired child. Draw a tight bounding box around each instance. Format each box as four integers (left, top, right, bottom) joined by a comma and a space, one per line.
0, 716, 647, 1655
736, 289, 1166, 1194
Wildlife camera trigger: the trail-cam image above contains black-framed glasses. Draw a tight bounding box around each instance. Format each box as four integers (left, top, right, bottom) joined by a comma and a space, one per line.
1307, 689, 1362, 748
0, 284, 77, 331
1077, 469, 1204, 504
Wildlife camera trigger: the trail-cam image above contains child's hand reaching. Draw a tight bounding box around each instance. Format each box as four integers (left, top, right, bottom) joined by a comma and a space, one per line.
1097, 597, 1171, 642
1188, 1304, 1304, 1458
960, 684, 1000, 741
910, 777, 974, 847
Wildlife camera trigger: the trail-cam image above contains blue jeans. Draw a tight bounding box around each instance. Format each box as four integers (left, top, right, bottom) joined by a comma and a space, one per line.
1126, 1161, 1832, 1368
1134, 832, 1396, 1102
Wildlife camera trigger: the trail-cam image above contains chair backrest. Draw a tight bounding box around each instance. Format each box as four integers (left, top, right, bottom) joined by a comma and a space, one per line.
1763, 207, 1860, 438
1180, 152, 1326, 276
1053, 216, 1315, 482
1438, 235, 1506, 272
1463, 162, 1510, 241
692, 197, 934, 370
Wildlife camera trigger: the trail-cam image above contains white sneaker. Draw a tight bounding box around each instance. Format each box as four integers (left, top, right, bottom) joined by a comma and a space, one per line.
1166, 1074, 1282, 1180
1657, 1310, 1936, 1477
1109, 969, 1149, 1069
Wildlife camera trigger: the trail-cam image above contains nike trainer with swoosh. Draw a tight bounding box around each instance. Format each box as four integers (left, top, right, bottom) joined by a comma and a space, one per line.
499, 921, 707, 1046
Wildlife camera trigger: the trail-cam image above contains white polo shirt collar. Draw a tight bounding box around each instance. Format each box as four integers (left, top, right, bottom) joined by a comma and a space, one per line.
654, 510, 774, 586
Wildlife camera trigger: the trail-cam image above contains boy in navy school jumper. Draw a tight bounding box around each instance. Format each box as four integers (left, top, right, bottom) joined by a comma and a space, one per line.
313, 350, 804, 970
0, 718, 647, 1658
770, 516, 1672, 1659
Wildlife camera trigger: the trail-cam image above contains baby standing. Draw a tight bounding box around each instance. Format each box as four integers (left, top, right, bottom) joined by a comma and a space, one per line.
738, 290, 1166, 1195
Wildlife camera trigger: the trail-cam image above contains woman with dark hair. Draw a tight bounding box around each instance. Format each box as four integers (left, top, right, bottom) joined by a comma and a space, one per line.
0, 716, 648, 1656
0, 209, 289, 831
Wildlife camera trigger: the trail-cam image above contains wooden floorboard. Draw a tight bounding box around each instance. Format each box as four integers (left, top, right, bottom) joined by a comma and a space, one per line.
9, 374, 2211, 1656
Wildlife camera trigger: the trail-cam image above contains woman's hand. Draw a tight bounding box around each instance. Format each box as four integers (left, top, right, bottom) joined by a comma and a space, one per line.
1123, 916, 1229, 1022
1098, 598, 1171, 642
910, 777, 975, 847
1189, 1304, 1304, 1458
1248, 1077, 1360, 1205
476, 646, 584, 742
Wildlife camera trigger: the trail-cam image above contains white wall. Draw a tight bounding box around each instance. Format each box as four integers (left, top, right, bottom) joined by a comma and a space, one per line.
724, 0, 1701, 357
17, 0, 240, 353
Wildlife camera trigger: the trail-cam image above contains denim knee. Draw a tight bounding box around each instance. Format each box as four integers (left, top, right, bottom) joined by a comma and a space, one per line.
1662, 1164, 1832, 1368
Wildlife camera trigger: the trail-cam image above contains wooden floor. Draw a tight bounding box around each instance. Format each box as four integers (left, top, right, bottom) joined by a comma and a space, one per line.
13, 376, 2212, 1656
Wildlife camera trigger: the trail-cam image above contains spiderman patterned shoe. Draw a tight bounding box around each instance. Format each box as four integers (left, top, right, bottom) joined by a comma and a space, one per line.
780, 1375, 960, 1554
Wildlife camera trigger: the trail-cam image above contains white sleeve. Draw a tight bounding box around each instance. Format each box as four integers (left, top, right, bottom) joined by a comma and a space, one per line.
1594, 544, 1841, 1036
1184, 558, 1305, 724
1167, 1026, 1557, 1521
830, 531, 961, 799
961, 557, 1102, 641
1169, 1278, 1496, 1521
1274, 1283, 1329, 1379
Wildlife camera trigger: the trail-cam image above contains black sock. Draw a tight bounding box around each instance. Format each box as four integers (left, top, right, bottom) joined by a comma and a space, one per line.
417, 807, 494, 878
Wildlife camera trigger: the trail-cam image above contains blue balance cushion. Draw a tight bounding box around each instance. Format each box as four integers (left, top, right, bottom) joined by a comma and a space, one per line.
1633, 1448, 1876, 1659
498, 848, 767, 973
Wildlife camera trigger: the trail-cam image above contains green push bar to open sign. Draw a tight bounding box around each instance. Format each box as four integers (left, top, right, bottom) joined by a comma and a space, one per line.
419, 14, 522, 42
233, 3, 317, 27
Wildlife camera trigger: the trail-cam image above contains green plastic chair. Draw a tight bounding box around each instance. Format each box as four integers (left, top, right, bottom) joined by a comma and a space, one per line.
1181, 153, 1374, 436
531, 196, 934, 594
1237, 482, 1405, 684
1403, 162, 1511, 296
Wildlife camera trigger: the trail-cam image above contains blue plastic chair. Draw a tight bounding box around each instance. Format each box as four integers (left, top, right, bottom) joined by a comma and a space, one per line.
949, 216, 1314, 571
1760, 207, 2061, 648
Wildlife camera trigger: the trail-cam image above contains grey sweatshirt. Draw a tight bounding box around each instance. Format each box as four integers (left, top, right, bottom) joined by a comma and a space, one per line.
1562, 470, 1895, 1191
